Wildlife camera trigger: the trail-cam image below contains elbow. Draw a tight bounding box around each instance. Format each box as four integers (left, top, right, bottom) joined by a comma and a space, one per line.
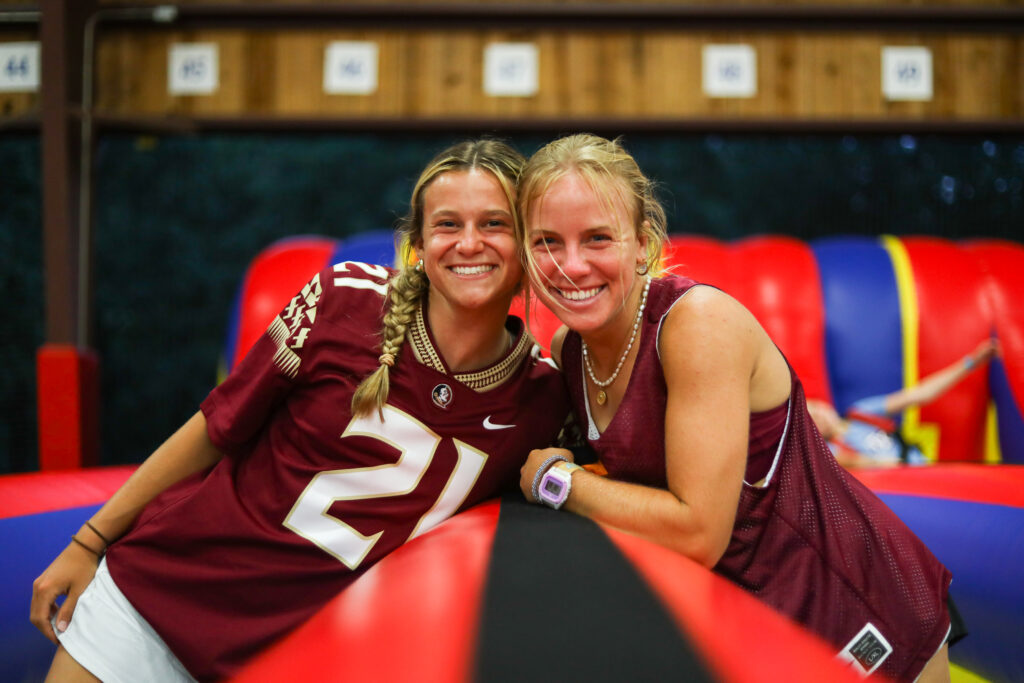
691, 540, 727, 569
666, 528, 728, 569
681, 523, 731, 569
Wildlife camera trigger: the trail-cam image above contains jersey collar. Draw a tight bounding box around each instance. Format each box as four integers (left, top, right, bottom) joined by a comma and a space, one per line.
409, 300, 533, 392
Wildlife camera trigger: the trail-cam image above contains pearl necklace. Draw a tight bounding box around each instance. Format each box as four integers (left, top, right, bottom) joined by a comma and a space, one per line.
582, 277, 650, 406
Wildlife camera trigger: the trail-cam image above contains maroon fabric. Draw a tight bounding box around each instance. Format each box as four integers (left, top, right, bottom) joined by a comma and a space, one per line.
106, 263, 570, 682
563, 275, 952, 681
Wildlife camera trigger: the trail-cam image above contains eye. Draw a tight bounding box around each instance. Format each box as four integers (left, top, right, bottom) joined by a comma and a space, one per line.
531, 235, 556, 248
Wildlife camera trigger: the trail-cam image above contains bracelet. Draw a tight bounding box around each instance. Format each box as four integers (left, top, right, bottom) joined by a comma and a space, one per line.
70, 535, 104, 559
963, 356, 977, 371
85, 521, 112, 548
531, 454, 570, 503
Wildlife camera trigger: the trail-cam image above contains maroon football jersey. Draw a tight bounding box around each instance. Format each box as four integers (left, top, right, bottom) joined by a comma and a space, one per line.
562, 275, 951, 681
105, 262, 570, 682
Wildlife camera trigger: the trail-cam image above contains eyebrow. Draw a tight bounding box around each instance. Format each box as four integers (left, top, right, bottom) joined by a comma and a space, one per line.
429, 208, 513, 219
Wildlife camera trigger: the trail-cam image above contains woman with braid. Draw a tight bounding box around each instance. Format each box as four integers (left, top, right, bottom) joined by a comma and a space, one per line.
30, 139, 570, 683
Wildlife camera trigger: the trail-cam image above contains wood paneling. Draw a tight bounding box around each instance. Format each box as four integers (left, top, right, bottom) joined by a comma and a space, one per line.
91, 28, 1024, 123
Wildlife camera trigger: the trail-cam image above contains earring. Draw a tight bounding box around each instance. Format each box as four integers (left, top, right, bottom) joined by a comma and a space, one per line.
636, 262, 649, 276
415, 259, 424, 271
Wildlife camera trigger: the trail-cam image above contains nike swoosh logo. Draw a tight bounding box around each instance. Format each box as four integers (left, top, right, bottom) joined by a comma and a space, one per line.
483, 415, 516, 430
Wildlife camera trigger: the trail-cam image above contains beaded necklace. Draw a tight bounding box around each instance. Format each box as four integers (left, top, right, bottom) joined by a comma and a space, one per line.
582, 276, 651, 406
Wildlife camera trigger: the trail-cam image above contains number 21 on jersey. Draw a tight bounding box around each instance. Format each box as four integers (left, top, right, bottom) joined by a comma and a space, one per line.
283, 404, 488, 570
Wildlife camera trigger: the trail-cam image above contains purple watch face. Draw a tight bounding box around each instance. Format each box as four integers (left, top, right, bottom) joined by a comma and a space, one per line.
543, 478, 565, 496
540, 471, 567, 503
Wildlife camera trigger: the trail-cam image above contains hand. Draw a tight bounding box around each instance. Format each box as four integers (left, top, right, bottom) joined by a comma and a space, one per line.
969, 338, 999, 365
519, 448, 574, 502
30, 541, 101, 644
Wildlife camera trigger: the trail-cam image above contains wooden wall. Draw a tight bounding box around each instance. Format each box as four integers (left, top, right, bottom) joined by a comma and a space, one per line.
96, 28, 1020, 123
1, 2, 1023, 126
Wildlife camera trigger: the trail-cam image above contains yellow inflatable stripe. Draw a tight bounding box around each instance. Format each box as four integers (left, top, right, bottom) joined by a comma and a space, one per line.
880, 236, 940, 462
951, 661, 992, 683
984, 401, 1002, 464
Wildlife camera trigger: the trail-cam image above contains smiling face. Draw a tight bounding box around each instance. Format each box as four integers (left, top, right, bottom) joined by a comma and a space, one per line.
527, 171, 648, 337
417, 168, 523, 319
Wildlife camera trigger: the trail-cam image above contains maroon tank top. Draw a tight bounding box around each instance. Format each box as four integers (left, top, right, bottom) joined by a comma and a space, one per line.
562, 276, 781, 486
562, 275, 952, 681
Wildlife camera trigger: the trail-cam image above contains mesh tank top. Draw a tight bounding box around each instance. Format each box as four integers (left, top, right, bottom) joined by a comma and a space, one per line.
561, 275, 951, 681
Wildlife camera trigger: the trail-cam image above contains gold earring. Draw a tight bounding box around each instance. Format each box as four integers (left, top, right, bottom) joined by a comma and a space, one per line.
636, 262, 649, 276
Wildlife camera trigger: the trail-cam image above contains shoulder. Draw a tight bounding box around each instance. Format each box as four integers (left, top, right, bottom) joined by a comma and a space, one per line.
658, 284, 762, 376
327, 261, 393, 296
316, 261, 395, 316
549, 325, 571, 369
523, 342, 564, 381
660, 283, 754, 341
658, 283, 791, 408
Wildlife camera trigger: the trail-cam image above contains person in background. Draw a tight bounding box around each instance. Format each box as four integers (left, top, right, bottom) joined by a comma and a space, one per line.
30, 139, 570, 683
515, 133, 960, 682
807, 338, 999, 468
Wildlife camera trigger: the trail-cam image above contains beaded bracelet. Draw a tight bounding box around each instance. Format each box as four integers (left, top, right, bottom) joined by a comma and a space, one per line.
531, 454, 570, 503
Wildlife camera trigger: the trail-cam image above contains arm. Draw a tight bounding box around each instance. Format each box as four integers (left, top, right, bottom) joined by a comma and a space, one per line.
30, 410, 223, 642
882, 338, 999, 415
521, 288, 780, 567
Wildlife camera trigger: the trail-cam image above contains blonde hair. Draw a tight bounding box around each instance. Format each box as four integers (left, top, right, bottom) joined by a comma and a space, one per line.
517, 133, 667, 283
350, 139, 525, 419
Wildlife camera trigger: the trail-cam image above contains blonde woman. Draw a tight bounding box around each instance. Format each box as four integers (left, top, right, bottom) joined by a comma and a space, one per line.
31, 139, 570, 682
516, 134, 957, 682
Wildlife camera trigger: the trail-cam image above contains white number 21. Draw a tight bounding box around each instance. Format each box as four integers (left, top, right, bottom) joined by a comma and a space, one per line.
283, 405, 488, 569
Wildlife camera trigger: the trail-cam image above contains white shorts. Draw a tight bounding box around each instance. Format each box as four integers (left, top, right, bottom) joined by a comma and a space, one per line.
56, 557, 196, 683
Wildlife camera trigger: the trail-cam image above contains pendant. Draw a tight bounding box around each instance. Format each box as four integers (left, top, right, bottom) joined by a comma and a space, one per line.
596, 389, 607, 406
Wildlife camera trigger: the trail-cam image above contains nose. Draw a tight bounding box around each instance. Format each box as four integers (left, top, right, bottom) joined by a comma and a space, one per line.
558, 243, 590, 279
457, 224, 485, 254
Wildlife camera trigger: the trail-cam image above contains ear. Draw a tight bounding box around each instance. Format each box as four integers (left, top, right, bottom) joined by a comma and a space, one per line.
636, 221, 651, 264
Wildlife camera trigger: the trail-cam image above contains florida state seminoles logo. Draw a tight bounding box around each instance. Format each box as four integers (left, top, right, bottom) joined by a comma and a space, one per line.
432, 383, 453, 409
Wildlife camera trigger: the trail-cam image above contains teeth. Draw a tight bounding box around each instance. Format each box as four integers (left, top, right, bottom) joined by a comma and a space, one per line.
558, 286, 602, 301
451, 265, 495, 275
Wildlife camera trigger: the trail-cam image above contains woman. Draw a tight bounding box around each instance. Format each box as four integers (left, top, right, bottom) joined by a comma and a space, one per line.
31, 139, 570, 682
516, 134, 955, 682
808, 338, 998, 468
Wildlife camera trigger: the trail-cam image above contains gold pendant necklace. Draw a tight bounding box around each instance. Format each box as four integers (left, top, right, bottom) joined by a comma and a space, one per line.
583, 277, 650, 408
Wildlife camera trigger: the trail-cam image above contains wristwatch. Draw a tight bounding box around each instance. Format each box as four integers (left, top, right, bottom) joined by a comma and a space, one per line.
538, 462, 582, 510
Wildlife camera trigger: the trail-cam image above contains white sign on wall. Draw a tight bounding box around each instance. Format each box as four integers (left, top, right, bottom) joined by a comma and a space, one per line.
0, 42, 40, 93
882, 46, 933, 101
323, 41, 379, 95
702, 44, 757, 98
168, 43, 219, 95
483, 43, 539, 97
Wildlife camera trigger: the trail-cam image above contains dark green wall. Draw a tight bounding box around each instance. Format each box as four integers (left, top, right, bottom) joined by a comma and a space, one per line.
2, 131, 1022, 472
0, 135, 43, 473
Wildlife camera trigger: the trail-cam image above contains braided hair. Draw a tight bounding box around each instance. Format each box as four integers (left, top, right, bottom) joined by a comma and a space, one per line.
350, 139, 525, 419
